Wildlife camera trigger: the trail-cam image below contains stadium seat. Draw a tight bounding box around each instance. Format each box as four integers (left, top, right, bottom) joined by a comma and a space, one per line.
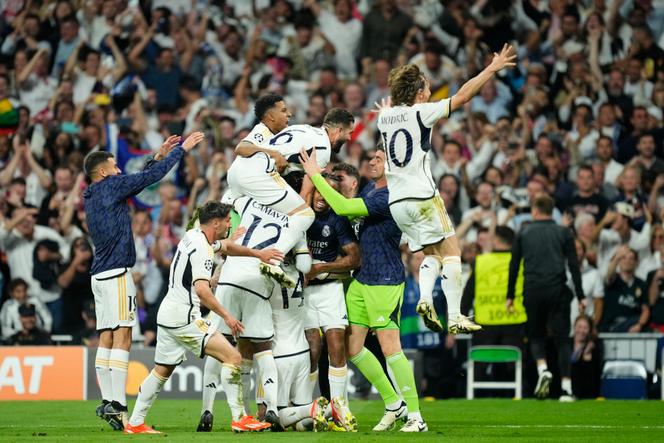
600, 360, 647, 400
466, 346, 522, 399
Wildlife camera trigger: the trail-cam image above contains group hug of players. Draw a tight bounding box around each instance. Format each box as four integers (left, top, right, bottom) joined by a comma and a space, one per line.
84, 44, 517, 435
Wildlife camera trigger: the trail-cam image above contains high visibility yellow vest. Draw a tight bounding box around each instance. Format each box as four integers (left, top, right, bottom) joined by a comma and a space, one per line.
474, 252, 527, 325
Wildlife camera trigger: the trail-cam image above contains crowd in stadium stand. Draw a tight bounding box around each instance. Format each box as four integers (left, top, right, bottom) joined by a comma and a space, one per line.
0, 0, 662, 396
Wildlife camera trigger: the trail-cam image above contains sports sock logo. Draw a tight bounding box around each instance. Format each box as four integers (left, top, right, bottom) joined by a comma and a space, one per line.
205, 382, 216, 389
264, 378, 275, 385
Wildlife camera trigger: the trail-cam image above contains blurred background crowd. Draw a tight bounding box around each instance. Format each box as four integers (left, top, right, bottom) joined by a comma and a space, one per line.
0, 0, 662, 398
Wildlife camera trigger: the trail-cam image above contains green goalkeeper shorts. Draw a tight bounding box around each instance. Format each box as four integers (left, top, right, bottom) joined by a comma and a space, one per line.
345, 279, 404, 330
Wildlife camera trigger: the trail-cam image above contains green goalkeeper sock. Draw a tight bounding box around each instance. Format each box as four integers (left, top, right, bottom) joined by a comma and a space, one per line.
349, 348, 399, 406
386, 351, 419, 413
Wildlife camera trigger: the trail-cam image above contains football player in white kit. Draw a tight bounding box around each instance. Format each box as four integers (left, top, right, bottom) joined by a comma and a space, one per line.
124, 202, 284, 434
269, 261, 334, 432
227, 104, 354, 287
199, 192, 309, 431
377, 44, 516, 334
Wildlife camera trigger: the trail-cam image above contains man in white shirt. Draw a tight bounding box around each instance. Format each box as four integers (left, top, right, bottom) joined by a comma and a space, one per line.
305, 0, 362, 80
0, 206, 69, 318
596, 135, 624, 185
0, 278, 52, 339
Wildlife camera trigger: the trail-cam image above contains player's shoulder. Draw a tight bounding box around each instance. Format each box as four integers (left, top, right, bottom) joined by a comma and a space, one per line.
245, 122, 274, 145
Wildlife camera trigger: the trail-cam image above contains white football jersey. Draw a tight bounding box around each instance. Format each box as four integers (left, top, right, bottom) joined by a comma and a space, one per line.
157, 228, 215, 328
269, 262, 308, 357
268, 124, 331, 174
217, 195, 289, 298
377, 99, 452, 203
242, 122, 274, 148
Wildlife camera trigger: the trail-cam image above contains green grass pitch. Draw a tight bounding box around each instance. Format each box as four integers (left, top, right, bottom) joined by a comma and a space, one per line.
0, 399, 663, 442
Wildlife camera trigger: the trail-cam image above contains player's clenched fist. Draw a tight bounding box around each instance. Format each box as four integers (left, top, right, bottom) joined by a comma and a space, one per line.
182, 131, 206, 151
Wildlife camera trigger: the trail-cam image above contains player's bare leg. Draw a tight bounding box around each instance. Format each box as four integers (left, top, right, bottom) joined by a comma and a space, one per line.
104, 327, 132, 430
305, 329, 322, 399
204, 333, 271, 432
422, 235, 480, 334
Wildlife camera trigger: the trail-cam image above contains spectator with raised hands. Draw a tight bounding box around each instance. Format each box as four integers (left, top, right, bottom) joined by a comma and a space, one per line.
602, 245, 650, 332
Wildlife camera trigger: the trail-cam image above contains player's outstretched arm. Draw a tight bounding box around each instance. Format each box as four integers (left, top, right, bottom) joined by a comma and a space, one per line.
234, 140, 288, 172
221, 240, 285, 264
299, 149, 368, 218
114, 132, 205, 200
194, 280, 244, 336
450, 43, 516, 112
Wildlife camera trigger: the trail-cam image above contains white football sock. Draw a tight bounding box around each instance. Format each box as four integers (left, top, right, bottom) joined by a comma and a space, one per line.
561, 378, 572, 394
109, 348, 129, 407
240, 359, 253, 415
255, 350, 279, 412
537, 363, 548, 376
278, 403, 312, 427
201, 356, 222, 414
295, 418, 314, 431
328, 365, 348, 401
95, 347, 112, 402
419, 256, 442, 304
129, 370, 167, 426
440, 256, 462, 318
220, 363, 244, 421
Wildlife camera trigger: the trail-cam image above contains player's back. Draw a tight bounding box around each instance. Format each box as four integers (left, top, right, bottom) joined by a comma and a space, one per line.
269, 263, 308, 357
218, 196, 289, 297
157, 228, 214, 328
268, 124, 331, 174
377, 99, 451, 204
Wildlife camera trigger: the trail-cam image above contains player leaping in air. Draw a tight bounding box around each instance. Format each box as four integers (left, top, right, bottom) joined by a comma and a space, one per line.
227, 104, 354, 288
377, 43, 516, 334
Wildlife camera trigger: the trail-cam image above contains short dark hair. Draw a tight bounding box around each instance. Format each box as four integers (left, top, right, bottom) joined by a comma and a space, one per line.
494, 226, 515, 246
8, 278, 28, 293
9, 176, 26, 186
198, 201, 232, 224
323, 108, 354, 128
533, 194, 555, 215
255, 93, 284, 121
60, 14, 79, 27
637, 132, 655, 143
332, 162, 360, 183
577, 164, 594, 176
83, 151, 113, 178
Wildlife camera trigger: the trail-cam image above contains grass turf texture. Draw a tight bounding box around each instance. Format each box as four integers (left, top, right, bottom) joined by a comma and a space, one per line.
0, 399, 662, 442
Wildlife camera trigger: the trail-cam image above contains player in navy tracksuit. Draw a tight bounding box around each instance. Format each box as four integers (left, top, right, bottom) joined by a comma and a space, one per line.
83, 132, 204, 430
304, 174, 359, 415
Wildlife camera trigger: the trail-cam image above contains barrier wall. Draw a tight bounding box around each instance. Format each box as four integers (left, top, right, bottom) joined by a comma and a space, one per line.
1, 346, 422, 400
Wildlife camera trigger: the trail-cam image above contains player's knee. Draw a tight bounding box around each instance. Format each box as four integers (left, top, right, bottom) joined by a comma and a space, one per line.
227, 348, 242, 366
112, 327, 132, 350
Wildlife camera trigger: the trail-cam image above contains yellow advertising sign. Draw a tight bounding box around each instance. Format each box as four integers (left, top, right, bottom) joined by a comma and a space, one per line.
474, 252, 527, 325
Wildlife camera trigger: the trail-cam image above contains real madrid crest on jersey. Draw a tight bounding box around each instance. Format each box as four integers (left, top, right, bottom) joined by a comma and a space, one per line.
635, 287, 642, 298
322, 225, 331, 237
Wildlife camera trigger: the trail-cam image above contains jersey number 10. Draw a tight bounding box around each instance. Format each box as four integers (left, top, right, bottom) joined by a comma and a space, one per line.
381, 129, 413, 167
